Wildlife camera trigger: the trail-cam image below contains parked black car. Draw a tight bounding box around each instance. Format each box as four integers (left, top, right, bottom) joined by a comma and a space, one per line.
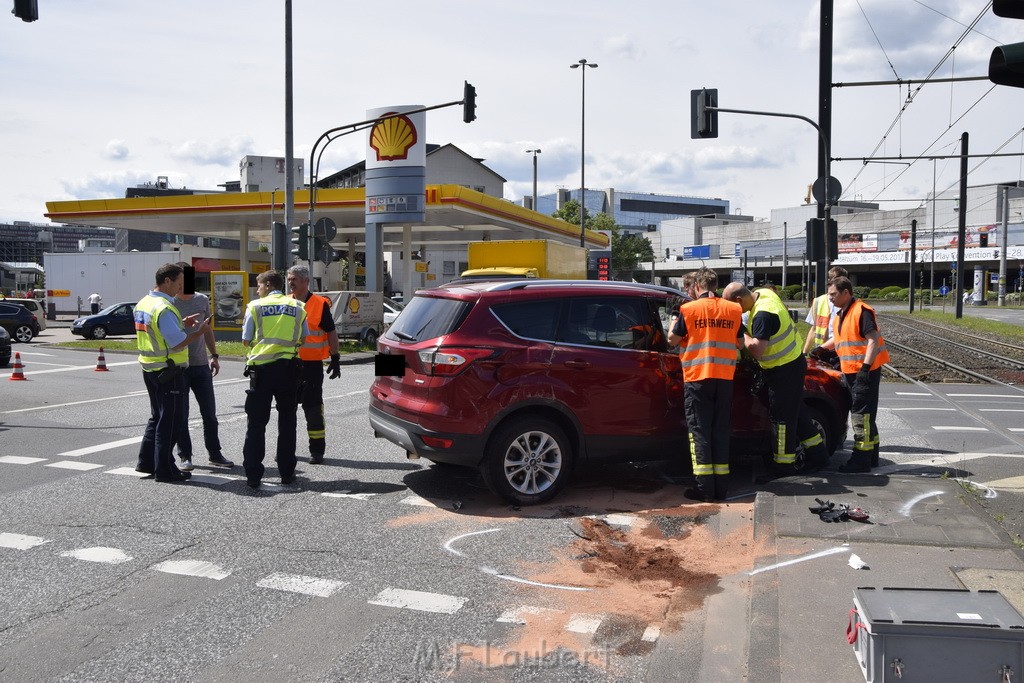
0, 302, 40, 343
70, 302, 136, 340
0, 326, 11, 366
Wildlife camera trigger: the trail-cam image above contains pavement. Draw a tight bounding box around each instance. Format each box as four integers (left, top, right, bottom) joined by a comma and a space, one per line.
746, 471, 1024, 682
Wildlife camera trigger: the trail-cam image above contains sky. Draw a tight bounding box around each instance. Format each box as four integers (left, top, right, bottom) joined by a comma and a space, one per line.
3, 0, 1023, 233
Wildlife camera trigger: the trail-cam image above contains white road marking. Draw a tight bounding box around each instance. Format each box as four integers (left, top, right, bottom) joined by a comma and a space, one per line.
589, 513, 638, 527
748, 546, 849, 576
151, 559, 232, 580
0, 532, 51, 550
945, 393, 1024, 399
1011, 428, 1024, 433
15, 351, 56, 357
899, 490, 944, 517
400, 494, 437, 507
565, 614, 603, 634
641, 625, 661, 642
0, 360, 136, 379
952, 479, 997, 499
59, 437, 143, 457
444, 528, 501, 558
932, 426, 987, 431
895, 392, 932, 397
60, 547, 132, 564
323, 390, 367, 399
187, 473, 240, 485
105, 467, 152, 477
46, 461, 104, 471
496, 605, 563, 625
2, 389, 149, 414
978, 408, 1024, 413
980, 475, 1024, 493
368, 587, 467, 615
890, 407, 956, 412
478, 565, 591, 591
322, 491, 376, 500
256, 573, 348, 597
0, 456, 46, 464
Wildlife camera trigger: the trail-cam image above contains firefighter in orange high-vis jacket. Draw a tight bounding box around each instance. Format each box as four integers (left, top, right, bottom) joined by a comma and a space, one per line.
286, 264, 341, 464
667, 267, 743, 502
820, 276, 890, 473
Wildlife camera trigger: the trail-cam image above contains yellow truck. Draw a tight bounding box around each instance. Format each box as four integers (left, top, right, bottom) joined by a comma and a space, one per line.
461, 240, 587, 280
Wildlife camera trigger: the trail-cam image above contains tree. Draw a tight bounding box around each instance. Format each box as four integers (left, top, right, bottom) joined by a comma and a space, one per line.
551, 199, 587, 226
613, 230, 654, 281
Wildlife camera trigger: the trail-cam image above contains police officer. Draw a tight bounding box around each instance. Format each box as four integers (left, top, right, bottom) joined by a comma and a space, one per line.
241, 270, 308, 489
134, 263, 211, 482
723, 283, 828, 473
667, 268, 743, 502
819, 276, 890, 473
286, 264, 341, 464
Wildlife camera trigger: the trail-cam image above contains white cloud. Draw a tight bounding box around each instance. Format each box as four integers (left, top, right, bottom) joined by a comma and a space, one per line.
104, 140, 129, 160
169, 137, 255, 166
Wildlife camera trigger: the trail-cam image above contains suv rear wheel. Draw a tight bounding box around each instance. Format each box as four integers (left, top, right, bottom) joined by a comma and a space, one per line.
481, 417, 573, 506
13, 325, 33, 343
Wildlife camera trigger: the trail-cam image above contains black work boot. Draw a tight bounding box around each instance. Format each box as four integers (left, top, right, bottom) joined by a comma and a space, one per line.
839, 454, 872, 473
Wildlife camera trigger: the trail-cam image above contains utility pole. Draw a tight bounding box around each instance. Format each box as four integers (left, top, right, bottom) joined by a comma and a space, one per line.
815, 0, 834, 299
279, 0, 295, 273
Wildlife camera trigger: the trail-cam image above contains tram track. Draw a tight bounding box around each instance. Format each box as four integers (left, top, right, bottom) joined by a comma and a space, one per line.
877, 313, 1024, 388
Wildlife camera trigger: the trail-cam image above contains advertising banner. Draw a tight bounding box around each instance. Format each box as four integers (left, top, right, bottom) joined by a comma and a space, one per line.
211, 271, 247, 332
838, 233, 878, 253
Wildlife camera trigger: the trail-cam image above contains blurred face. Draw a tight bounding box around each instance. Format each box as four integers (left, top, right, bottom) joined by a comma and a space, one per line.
828, 285, 852, 309
256, 279, 271, 297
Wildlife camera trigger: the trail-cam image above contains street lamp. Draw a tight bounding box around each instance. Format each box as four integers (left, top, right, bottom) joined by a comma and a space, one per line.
570, 58, 597, 247
525, 149, 541, 211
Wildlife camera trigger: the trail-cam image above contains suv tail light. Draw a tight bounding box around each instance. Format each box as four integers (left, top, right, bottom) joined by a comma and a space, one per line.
417, 347, 495, 376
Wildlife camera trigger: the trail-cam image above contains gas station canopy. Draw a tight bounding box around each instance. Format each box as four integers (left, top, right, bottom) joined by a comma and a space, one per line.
45, 184, 610, 250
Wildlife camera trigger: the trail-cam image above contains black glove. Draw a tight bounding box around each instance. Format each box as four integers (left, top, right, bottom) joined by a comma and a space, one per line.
326, 353, 341, 379
856, 363, 871, 383
807, 346, 824, 360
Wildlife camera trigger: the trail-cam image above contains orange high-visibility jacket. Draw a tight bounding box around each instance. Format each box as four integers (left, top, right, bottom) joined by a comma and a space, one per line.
833, 299, 890, 374
296, 292, 331, 361
679, 296, 742, 383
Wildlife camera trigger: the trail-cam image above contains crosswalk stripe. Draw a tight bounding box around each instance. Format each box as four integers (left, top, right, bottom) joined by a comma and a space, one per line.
60, 547, 132, 564
105, 467, 152, 477
322, 492, 376, 500
399, 495, 437, 507
565, 614, 604, 634
187, 473, 240, 485
641, 625, 661, 642
256, 573, 348, 597
0, 456, 46, 464
368, 588, 466, 614
151, 560, 232, 580
0, 532, 51, 550
59, 437, 143, 457
496, 605, 563, 624
932, 426, 988, 432
46, 461, 104, 470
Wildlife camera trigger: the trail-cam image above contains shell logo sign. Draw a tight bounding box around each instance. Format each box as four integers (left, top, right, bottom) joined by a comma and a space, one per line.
348, 296, 361, 315
369, 113, 418, 162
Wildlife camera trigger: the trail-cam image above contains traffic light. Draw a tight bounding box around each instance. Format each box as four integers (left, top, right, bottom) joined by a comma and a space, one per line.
990, 0, 1024, 87
690, 88, 718, 139
12, 0, 38, 21
806, 218, 838, 261
463, 81, 477, 123
290, 223, 309, 260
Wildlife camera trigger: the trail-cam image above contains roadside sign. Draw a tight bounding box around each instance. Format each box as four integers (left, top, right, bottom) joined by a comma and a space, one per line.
939, 285, 950, 296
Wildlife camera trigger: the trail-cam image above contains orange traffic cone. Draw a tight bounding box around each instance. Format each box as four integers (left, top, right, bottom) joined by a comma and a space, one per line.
9, 352, 27, 380
94, 347, 109, 372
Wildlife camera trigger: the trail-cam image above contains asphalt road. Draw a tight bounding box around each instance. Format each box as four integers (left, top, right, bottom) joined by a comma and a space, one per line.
1, 344, 1022, 681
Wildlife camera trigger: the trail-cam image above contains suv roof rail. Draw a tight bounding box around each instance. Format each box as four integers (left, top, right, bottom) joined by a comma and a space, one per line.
480, 279, 686, 297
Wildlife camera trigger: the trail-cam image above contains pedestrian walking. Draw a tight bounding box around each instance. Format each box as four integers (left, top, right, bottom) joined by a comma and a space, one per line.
802, 266, 847, 354
88, 292, 102, 315
667, 268, 743, 502
819, 276, 890, 473
133, 263, 210, 482
172, 267, 234, 471
286, 264, 341, 464
241, 270, 308, 489
724, 283, 829, 473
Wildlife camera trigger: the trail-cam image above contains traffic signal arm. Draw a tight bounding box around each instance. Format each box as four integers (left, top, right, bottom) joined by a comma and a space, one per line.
990, 1, 1024, 87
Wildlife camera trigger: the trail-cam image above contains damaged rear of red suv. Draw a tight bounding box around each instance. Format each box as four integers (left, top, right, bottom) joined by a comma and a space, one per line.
369, 280, 849, 505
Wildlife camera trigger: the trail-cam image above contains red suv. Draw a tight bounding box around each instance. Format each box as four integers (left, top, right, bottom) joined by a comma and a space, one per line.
369, 280, 849, 505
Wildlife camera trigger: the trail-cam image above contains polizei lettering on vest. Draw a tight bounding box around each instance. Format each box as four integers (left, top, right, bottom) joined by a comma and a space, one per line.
692, 317, 736, 329
259, 304, 297, 317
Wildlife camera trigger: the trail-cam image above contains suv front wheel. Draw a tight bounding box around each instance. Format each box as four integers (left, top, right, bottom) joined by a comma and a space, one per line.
481, 417, 573, 506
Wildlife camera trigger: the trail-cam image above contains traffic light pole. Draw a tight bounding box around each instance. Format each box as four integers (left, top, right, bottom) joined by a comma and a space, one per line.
706, 105, 833, 295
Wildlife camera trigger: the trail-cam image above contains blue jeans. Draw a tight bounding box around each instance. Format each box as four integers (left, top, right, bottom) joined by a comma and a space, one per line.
175, 364, 222, 459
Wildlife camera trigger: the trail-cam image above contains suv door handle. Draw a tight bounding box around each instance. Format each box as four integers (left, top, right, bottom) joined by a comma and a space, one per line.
563, 360, 591, 369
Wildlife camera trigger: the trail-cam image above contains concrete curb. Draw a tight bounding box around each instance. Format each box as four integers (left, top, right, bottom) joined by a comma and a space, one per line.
748, 491, 782, 683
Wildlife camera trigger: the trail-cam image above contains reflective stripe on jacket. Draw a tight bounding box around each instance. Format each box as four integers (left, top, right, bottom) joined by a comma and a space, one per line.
748, 288, 801, 369
297, 292, 330, 361
810, 294, 832, 346
833, 298, 890, 374
246, 293, 306, 366
134, 294, 187, 371
679, 296, 742, 382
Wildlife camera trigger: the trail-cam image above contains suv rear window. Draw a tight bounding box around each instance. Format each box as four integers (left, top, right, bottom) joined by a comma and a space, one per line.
490, 299, 561, 341
384, 296, 472, 343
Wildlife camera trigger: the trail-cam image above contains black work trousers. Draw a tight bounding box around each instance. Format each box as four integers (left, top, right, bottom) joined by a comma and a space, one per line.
764, 355, 825, 469
683, 377, 733, 500
137, 368, 184, 477
299, 359, 326, 456
845, 368, 882, 468
242, 359, 300, 483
